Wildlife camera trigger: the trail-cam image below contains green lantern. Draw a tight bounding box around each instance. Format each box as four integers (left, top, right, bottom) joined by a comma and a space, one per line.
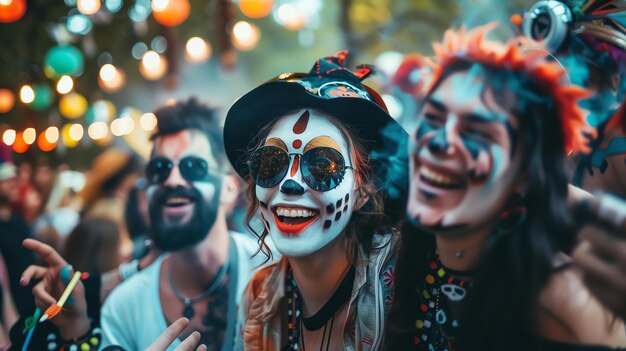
30, 84, 53, 111
44, 45, 84, 78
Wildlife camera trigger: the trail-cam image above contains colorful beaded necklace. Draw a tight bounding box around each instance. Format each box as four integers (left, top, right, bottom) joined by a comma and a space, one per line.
284, 266, 355, 351
414, 258, 472, 351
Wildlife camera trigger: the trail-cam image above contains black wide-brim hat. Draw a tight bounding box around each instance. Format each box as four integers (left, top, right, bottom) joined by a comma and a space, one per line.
224, 51, 407, 180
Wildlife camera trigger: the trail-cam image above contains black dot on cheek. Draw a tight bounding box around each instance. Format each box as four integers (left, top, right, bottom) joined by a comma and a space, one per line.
345, 193, 349, 202
259, 201, 268, 209
326, 204, 335, 214
323, 220, 332, 229
343, 205, 348, 213
336, 199, 343, 208
335, 211, 342, 221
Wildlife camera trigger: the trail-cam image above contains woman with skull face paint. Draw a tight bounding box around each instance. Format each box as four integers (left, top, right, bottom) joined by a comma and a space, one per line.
384, 25, 626, 351
224, 52, 407, 351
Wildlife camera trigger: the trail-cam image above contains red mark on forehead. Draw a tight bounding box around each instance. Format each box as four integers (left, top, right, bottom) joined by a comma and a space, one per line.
293, 140, 302, 149
292, 110, 310, 134
290, 155, 300, 177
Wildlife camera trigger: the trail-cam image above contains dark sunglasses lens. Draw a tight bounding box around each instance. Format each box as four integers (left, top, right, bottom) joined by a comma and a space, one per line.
146, 158, 173, 184
249, 146, 289, 188
180, 157, 209, 182
301, 147, 346, 191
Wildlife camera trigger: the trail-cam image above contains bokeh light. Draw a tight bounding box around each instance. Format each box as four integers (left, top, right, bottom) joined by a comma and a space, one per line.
22, 127, 36, 145
139, 50, 168, 80
87, 121, 108, 139
67, 14, 93, 35
139, 112, 157, 131
98, 64, 126, 93
185, 37, 211, 63
239, 0, 274, 19
19, 85, 34, 104
2, 129, 16, 146
77, 0, 101, 15
0, 0, 26, 23
0, 89, 15, 113
68, 123, 84, 141
59, 93, 88, 119
152, 0, 190, 27
232, 21, 261, 51
56, 75, 74, 94
110, 116, 134, 136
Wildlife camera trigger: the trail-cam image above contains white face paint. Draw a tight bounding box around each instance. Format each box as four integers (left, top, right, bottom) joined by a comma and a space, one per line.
255, 109, 360, 257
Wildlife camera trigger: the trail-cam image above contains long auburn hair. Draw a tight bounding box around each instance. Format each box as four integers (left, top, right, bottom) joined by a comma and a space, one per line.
243, 110, 387, 264
385, 25, 591, 351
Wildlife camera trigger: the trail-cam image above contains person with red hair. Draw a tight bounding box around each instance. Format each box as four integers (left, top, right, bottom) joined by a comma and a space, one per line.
385, 24, 626, 351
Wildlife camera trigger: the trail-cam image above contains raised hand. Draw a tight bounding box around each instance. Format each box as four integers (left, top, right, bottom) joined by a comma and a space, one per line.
20, 239, 91, 340
145, 318, 207, 351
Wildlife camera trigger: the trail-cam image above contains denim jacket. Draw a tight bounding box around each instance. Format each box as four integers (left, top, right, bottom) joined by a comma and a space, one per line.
235, 229, 399, 351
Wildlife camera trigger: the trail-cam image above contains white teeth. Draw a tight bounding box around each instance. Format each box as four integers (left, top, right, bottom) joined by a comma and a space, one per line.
419, 167, 456, 185
166, 197, 191, 204
275, 206, 319, 218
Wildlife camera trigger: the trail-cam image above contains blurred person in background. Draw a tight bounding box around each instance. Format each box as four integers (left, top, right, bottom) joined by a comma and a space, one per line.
12, 162, 42, 224
63, 218, 124, 274
33, 169, 84, 253
79, 148, 143, 261
0, 143, 35, 318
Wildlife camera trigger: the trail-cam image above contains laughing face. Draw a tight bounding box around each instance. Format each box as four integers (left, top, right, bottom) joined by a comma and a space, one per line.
147, 129, 222, 251
407, 68, 524, 231
255, 109, 361, 257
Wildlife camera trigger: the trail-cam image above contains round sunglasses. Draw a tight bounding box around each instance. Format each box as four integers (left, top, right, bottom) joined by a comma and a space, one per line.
145, 156, 211, 184
248, 146, 353, 192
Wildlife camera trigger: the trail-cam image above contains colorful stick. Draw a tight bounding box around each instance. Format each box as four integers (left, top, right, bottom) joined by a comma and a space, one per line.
21, 307, 40, 351
39, 271, 81, 323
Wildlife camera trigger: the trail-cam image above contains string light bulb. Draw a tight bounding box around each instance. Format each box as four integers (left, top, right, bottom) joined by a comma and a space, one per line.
56, 75, 74, 94
19, 85, 34, 104
77, 0, 101, 15
2, 129, 16, 146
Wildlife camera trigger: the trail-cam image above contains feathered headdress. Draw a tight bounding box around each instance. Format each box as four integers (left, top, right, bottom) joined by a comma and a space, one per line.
428, 23, 595, 154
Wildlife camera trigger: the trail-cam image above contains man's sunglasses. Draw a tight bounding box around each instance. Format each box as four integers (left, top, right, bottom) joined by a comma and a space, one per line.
248, 146, 353, 192
145, 156, 211, 184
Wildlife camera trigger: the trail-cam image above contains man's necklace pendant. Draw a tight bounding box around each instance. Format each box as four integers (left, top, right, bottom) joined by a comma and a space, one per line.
183, 298, 195, 319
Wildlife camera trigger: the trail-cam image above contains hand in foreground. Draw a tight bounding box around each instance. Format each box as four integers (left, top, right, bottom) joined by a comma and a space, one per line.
20, 238, 90, 340
573, 228, 626, 321
145, 318, 206, 351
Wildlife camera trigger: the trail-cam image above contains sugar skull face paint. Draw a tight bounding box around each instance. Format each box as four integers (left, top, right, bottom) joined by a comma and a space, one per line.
254, 109, 360, 257
407, 69, 523, 231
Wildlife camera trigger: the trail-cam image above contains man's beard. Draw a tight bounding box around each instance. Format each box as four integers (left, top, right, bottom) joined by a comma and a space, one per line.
149, 181, 221, 252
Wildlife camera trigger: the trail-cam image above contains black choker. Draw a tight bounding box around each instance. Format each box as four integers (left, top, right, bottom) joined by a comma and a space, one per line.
301, 265, 355, 331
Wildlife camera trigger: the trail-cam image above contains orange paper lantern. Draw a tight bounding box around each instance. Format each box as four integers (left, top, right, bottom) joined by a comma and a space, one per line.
0, 89, 15, 113
152, 0, 190, 27
12, 132, 28, 153
37, 132, 56, 152
0, 0, 26, 23
239, 0, 273, 19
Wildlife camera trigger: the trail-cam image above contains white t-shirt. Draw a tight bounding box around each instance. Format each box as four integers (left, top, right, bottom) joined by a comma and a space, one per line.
100, 232, 266, 351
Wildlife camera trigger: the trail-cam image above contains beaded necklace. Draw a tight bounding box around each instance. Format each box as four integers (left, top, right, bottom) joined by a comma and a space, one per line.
414, 259, 472, 351
284, 266, 355, 351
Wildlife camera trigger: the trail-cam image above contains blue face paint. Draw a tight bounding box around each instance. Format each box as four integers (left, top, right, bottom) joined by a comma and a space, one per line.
451, 64, 485, 103
579, 90, 619, 127
590, 137, 626, 170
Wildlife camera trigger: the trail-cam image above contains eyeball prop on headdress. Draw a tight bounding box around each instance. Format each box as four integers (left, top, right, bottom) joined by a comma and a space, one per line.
522, 0, 573, 52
